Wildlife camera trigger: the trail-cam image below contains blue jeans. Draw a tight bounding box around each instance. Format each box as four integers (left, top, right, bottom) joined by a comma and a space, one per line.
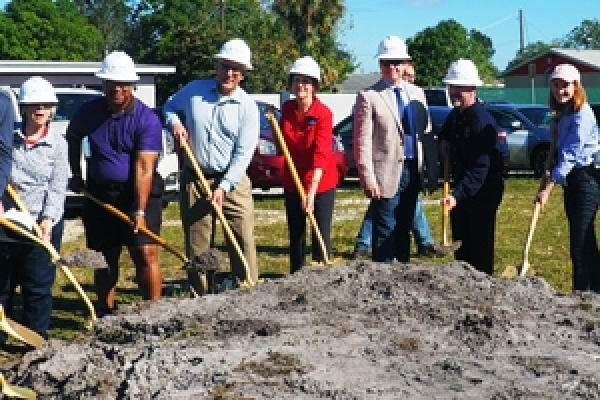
0, 218, 64, 339
355, 194, 433, 253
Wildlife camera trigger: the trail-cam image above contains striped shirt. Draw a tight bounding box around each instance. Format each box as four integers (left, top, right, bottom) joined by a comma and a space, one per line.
3, 126, 68, 224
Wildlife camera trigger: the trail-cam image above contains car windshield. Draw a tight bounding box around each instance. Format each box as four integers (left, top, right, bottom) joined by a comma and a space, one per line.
518, 107, 552, 128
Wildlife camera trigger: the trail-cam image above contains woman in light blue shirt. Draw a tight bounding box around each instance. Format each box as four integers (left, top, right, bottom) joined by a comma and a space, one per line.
536, 64, 600, 292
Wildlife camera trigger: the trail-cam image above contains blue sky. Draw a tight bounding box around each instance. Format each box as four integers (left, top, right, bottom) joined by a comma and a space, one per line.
339, 0, 597, 73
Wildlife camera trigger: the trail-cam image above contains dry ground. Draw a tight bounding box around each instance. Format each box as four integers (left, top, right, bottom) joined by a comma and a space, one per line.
2, 260, 600, 399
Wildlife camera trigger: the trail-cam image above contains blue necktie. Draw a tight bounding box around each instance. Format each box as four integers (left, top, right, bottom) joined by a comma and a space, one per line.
394, 87, 415, 159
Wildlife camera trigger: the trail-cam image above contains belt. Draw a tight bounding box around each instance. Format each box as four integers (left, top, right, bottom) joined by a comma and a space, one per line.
403, 158, 417, 166
185, 167, 224, 179
90, 181, 128, 191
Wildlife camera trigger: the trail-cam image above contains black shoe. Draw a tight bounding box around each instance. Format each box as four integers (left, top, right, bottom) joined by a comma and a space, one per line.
417, 243, 438, 258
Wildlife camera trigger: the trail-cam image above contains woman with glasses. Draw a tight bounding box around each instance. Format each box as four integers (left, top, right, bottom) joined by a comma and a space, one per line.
0, 76, 68, 341
278, 56, 339, 273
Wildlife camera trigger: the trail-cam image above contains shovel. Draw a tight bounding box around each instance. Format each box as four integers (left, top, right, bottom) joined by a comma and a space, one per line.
434, 157, 462, 255
4, 185, 98, 327
501, 202, 541, 277
81, 190, 217, 297
0, 373, 36, 399
265, 113, 331, 265
0, 304, 44, 349
179, 138, 256, 289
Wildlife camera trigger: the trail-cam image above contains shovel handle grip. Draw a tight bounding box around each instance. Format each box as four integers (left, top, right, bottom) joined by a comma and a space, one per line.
266, 113, 330, 265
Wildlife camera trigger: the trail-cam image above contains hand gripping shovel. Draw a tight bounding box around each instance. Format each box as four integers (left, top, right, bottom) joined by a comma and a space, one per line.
434, 157, 462, 255
265, 113, 331, 266
81, 190, 218, 298
0, 373, 36, 399
4, 186, 97, 327
501, 202, 541, 277
179, 139, 256, 289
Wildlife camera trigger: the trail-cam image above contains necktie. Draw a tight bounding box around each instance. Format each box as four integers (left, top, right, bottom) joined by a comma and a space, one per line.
394, 87, 415, 159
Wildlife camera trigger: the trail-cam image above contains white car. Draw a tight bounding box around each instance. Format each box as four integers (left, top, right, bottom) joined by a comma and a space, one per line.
1, 86, 180, 209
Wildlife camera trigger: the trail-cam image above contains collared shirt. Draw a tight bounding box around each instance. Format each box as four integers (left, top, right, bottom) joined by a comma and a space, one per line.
384, 80, 415, 159
67, 97, 162, 184
163, 79, 259, 193
551, 102, 598, 185
3, 126, 68, 223
0, 95, 15, 196
280, 97, 337, 193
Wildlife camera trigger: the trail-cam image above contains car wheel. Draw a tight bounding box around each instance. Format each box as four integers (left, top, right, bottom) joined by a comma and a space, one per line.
531, 145, 549, 178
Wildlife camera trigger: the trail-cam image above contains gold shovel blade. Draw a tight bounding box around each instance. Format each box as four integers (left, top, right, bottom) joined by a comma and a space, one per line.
0, 373, 36, 399
0, 305, 45, 348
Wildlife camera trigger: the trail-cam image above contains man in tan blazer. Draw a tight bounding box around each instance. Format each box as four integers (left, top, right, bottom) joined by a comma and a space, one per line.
353, 35, 438, 263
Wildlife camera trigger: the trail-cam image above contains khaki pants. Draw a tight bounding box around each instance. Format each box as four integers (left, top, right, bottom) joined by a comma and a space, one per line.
180, 170, 258, 284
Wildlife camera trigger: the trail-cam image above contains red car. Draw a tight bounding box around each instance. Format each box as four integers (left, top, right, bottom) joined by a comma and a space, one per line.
248, 101, 348, 190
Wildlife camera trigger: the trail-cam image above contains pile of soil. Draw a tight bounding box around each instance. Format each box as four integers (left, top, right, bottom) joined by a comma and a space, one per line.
2, 260, 600, 399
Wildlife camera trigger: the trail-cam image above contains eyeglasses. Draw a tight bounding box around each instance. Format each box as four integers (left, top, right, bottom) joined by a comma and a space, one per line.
292, 76, 314, 85
218, 62, 244, 74
25, 103, 54, 109
380, 59, 412, 67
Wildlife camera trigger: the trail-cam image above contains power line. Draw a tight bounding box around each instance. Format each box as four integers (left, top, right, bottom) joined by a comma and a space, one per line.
478, 11, 519, 32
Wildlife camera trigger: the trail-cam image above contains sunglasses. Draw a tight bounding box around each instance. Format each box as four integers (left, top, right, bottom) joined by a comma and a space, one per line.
219, 62, 244, 74
380, 59, 412, 67
292, 76, 314, 85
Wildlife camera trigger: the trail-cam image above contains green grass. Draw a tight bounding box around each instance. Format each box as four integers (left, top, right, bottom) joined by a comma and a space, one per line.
48, 176, 585, 340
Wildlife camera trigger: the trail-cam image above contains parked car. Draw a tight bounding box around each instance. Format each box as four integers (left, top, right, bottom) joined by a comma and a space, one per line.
424, 87, 451, 107
334, 105, 509, 177
248, 101, 348, 190
484, 103, 552, 177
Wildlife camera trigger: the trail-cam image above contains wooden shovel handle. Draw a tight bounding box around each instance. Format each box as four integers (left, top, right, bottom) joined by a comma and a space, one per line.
81, 190, 188, 264
179, 139, 255, 286
442, 157, 450, 246
266, 113, 330, 265
4, 185, 97, 324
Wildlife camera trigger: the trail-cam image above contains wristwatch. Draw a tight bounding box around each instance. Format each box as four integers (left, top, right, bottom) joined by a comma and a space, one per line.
131, 210, 145, 217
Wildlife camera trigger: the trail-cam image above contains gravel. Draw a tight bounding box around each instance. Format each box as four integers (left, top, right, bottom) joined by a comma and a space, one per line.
2, 260, 600, 399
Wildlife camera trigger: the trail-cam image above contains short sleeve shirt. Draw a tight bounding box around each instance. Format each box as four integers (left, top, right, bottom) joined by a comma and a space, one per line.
67, 97, 162, 184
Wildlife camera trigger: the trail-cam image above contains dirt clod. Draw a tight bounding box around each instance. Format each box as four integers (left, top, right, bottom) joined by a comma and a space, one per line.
2, 260, 600, 398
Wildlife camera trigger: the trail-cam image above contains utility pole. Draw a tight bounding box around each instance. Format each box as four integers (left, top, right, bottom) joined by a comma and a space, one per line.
519, 9, 524, 52
221, 0, 225, 33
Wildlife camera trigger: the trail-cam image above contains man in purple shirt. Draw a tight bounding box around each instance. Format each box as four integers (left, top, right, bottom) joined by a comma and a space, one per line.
66, 51, 164, 317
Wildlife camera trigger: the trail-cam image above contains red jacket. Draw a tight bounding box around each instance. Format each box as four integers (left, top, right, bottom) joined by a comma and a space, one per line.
280, 97, 338, 194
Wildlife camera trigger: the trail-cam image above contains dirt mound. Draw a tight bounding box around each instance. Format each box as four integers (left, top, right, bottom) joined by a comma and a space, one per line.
3, 261, 600, 399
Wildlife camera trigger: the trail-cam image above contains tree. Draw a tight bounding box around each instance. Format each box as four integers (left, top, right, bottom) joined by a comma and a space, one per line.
506, 41, 552, 70
0, 0, 103, 60
269, 0, 356, 91
136, 0, 300, 103
72, 0, 132, 56
560, 19, 600, 49
407, 20, 498, 87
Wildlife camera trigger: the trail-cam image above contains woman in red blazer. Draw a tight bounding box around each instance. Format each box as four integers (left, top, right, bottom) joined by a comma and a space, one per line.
279, 56, 338, 273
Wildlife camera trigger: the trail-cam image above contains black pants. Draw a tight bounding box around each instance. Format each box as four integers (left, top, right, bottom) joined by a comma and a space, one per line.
284, 188, 336, 274
564, 165, 600, 292
451, 177, 504, 275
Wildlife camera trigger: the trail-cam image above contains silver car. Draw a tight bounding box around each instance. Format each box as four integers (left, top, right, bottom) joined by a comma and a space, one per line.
485, 103, 552, 177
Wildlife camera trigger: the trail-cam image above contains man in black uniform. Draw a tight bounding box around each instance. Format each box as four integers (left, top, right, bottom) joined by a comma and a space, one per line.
438, 59, 504, 275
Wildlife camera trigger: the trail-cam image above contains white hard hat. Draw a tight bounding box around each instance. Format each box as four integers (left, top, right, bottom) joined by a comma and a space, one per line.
288, 56, 321, 81
19, 76, 58, 104
443, 59, 483, 86
551, 64, 580, 83
376, 35, 411, 60
215, 38, 253, 70
3, 208, 33, 232
95, 51, 139, 82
